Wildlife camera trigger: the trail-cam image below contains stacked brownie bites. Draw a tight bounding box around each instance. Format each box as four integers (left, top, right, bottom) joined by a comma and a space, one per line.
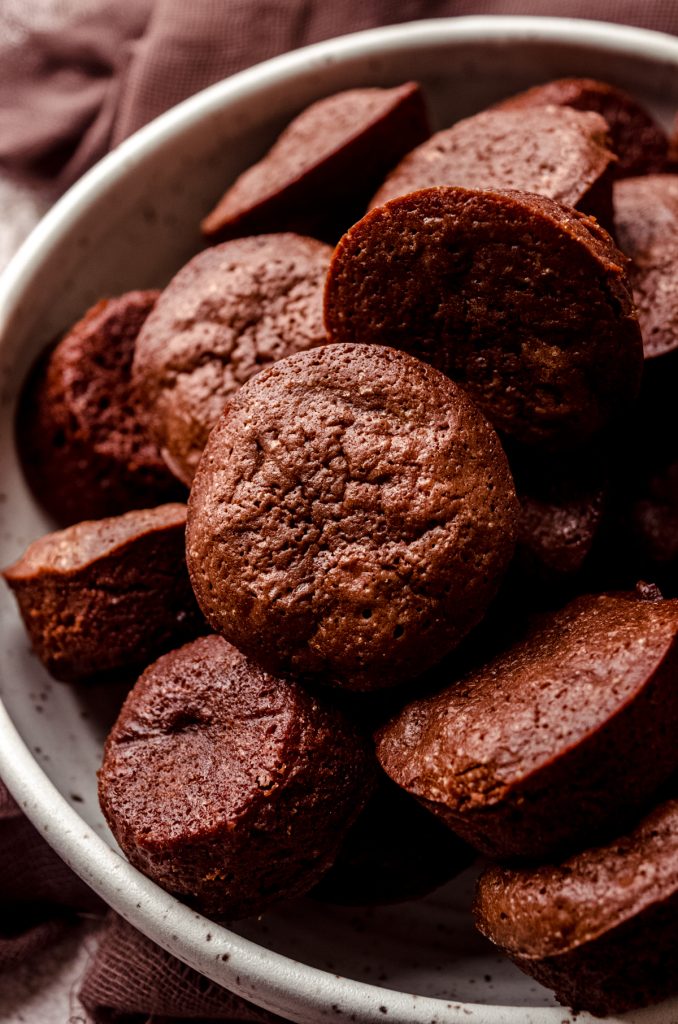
5, 75, 678, 1015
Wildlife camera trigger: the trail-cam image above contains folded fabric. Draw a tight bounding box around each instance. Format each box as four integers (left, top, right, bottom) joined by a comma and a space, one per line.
2, 0, 678, 190
79, 912, 287, 1023
0, 779, 101, 970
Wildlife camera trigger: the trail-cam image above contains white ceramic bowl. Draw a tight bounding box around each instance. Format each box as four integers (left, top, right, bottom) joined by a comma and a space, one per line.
1, 16, 678, 1024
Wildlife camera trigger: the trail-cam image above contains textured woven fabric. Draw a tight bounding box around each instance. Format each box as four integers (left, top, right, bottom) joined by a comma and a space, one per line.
0, 1, 677, 1021
0, 780, 101, 971
79, 912, 287, 1023
1, 0, 678, 188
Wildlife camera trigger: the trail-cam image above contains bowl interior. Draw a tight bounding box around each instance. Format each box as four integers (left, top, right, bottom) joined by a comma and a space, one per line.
1, 18, 678, 1024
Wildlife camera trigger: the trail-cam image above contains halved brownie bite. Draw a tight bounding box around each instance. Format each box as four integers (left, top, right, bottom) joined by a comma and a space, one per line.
494, 77, 668, 177
614, 174, 678, 361
99, 635, 375, 919
475, 795, 678, 1015
325, 187, 642, 451
3, 504, 203, 682
201, 82, 429, 241
377, 589, 678, 860
370, 105, 616, 231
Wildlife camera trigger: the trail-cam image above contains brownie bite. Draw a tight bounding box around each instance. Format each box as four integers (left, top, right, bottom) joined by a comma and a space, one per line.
312, 773, 474, 906
325, 187, 642, 451
99, 635, 375, 920
2, 504, 203, 683
614, 174, 678, 360
376, 590, 678, 860
495, 77, 668, 177
186, 344, 519, 691
510, 450, 607, 586
475, 795, 678, 1016
17, 291, 184, 526
201, 83, 429, 241
370, 105, 615, 231
132, 234, 331, 485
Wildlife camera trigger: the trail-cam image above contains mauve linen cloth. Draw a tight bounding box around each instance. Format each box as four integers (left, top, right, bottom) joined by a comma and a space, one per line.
1, 1, 678, 1021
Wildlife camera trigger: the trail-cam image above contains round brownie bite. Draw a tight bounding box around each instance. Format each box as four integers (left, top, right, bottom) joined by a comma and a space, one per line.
614, 174, 678, 360
474, 795, 678, 1016
494, 77, 668, 177
312, 773, 474, 906
17, 291, 184, 526
370, 105, 615, 231
186, 344, 519, 691
325, 187, 642, 451
201, 83, 429, 241
376, 590, 678, 860
2, 504, 203, 683
98, 635, 375, 920
132, 234, 331, 485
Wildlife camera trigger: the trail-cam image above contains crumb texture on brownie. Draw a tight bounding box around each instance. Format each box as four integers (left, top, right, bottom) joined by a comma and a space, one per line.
614, 174, 678, 359
370, 105, 615, 228
201, 82, 429, 238
474, 797, 678, 1016
494, 77, 668, 177
3, 504, 203, 682
325, 186, 642, 450
133, 234, 331, 485
99, 635, 375, 919
17, 290, 184, 525
377, 591, 678, 857
186, 343, 518, 690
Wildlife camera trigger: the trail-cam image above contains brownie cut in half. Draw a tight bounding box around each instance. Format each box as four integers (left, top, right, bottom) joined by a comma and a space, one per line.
99, 635, 375, 919
614, 174, 678, 361
132, 234, 331, 485
17, 290, 184, 525
475, 794, 678, 1016
370, 105, 616, 232
2, 504, 203, 682
186, 343, 519, 691
376, 589, 678, 860
325, 186, 642, 452
494, 77, 668, 177
201, 82, 430, 241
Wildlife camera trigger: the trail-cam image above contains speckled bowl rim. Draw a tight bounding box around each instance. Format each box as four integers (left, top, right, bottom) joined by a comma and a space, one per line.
2, 16, 678, 1024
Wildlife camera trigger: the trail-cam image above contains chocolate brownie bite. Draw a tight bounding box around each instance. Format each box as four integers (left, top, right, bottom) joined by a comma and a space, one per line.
376, 590, 678, 860
201, 83, 429, 241
511, 451, 607, 586
17, 291, 184, 526
99, 634, 375, 920
325, 187, 642, 451
132, 235, 331, 485
2, 504, 203, 683
495, 77, 668, 177
370, 106, 615, 231
474, 795, 678, 1016
614, 175, 678, 360
186, 344, 519, 691
312, 774, 474, 906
